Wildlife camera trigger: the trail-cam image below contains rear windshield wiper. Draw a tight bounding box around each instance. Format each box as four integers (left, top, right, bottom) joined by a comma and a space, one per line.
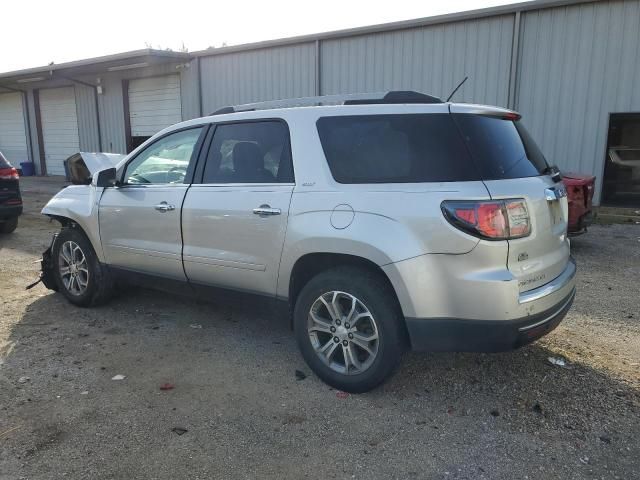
542, 165, 563, 182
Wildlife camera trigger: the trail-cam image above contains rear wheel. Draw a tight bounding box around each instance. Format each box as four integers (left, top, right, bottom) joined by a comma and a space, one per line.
0, 216, 18, 234
294, 266, 405, 393
53, 227, 113, 307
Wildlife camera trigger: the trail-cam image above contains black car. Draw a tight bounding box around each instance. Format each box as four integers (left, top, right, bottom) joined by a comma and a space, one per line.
0, 151, 22, 233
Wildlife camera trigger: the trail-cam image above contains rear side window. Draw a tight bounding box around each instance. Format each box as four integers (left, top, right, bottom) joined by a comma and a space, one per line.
453, 114, 548, 180
202, 121, 293, 184
316, 114, 479, 184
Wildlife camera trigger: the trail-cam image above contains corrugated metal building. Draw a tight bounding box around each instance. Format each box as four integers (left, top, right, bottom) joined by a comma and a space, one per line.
0, 0, 639, 205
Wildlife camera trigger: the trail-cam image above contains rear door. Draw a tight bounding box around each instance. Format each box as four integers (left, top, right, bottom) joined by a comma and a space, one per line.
99, 126, 205, 280
181, 120, 294, 295
453, 113, 570, 293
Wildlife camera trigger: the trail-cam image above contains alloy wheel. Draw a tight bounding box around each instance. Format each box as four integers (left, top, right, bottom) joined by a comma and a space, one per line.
307, 291, 379, 375
58, 240, 89, 296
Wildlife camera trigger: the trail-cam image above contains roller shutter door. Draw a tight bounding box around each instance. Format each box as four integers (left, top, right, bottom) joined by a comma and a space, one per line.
129, 75, 182, 137
0, 92, 29, 166
40, 87, 80, 176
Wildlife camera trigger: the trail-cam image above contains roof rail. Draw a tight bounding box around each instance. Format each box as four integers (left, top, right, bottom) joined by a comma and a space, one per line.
209, 91, 443, 115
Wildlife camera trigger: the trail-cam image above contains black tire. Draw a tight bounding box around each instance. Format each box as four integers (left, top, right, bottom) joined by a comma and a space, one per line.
53, 227, 113, 307
294, 266, 405, 393
0, 216, 18, 234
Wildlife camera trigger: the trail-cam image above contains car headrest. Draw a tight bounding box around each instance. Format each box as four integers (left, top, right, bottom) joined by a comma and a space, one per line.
232, 142, 264, 173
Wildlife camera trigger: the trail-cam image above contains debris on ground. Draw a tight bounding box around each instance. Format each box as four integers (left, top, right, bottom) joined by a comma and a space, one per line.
160, 383, 175, 391
111, 374, 126, 381
172, 427, 188, 436
336, 391, 349, 399
80, 391, 89, 395
294, 370, 307, 381
189, 324, 202, 329
547, 356, 568, 367
17, 376, 30, 384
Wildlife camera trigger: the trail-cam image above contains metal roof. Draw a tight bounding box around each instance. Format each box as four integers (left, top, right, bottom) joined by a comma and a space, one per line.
0, 49, 191, 82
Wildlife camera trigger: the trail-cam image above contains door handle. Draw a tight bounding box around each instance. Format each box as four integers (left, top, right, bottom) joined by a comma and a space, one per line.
154, 202, 175, 212
253, 204, 281, 216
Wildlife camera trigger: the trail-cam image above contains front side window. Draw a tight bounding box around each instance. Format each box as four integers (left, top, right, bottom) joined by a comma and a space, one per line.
202, 121, 293, 184
316, 114, 479, 184
124, 127, 203, 185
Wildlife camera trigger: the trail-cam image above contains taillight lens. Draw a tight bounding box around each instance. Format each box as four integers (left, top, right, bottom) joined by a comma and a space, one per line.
442, 199, 531, 240
0, 167, 19, 180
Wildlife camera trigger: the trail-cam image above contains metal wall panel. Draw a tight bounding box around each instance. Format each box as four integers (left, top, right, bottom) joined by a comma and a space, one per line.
96, 76, 126, 154
180, 60, 201, 120
74, 83, 101, 151
516, 0, 640, 204
320, 15, 515, 106
199, 43, 316, 114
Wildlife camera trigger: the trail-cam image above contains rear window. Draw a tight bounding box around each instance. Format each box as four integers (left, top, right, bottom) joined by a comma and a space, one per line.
453, 114, 548, 180
0, 151, 10, 168
316, 114, 480, 184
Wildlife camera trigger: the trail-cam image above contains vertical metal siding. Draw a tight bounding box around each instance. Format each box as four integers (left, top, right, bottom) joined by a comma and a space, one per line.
320, 15, 515, 106
199, 43, 316, 114
516, 0, 640, 204
180, 60, 201, 119
74, 83, 100, 151
97, 76, 127, 153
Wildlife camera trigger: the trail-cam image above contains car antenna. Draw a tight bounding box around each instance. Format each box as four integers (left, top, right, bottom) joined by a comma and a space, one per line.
446, 76, 468, 102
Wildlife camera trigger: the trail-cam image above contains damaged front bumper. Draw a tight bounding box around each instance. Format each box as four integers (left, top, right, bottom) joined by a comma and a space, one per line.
27, 233, 59, 291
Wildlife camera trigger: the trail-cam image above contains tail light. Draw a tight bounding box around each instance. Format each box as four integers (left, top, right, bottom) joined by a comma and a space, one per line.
0, 167, 19, 180
441, 199, 531, 240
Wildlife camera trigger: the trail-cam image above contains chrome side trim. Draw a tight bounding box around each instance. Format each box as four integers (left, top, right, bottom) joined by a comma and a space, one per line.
518, 258, 576, 304
518, 289, 575, 331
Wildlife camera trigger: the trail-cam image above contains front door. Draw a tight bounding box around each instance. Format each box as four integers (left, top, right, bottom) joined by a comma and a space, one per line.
182, 120, 295, 295
99, 127, 204, 280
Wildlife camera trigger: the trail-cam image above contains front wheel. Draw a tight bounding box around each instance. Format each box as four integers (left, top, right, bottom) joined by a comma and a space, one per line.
53, 227, 113, 307
294, 266, 405, 393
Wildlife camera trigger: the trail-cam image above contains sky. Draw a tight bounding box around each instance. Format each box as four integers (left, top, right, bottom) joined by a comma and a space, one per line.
0, 0, 516, 73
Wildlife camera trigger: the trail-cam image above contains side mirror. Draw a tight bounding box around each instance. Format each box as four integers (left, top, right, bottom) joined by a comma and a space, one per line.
95, 167, 117, 188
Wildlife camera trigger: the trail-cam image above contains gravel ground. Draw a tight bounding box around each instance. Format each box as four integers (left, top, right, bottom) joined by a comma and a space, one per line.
1, 177, 639, 479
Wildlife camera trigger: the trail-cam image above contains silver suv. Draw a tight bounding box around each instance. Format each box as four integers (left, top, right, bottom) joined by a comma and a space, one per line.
39, 91, 576, 393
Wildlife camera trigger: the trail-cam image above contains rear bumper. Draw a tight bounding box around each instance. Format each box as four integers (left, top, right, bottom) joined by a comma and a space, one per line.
405, 288, 575, 352
0, 204, 22, 219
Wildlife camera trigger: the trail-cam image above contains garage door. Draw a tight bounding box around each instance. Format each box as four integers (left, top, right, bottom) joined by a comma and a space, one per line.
40, 87, 80, 176
129, 75, 182, 138
0, 92, 29, 166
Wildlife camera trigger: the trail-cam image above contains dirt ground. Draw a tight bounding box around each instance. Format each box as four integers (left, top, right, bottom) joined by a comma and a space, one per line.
1, 177, 639, 479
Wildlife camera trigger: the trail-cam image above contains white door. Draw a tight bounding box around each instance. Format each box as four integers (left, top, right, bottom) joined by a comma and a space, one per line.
129, 75, 182, 137
0, 92, 29, 165
40, 87, 80, 176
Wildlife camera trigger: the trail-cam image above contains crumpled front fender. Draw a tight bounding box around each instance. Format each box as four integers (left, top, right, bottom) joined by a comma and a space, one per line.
41, 185, 105, 262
